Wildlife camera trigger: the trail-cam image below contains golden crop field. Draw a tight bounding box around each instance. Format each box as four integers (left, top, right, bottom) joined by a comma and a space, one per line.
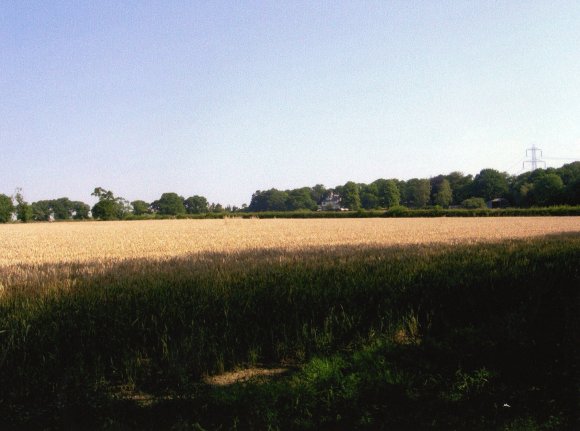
1, 217, 579, 266
2, 217, 579, 428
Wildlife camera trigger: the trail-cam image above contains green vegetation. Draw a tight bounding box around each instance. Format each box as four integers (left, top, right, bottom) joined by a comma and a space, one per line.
0, 193, 14, 223
184, 195, 209, 214
91, 187, 132, 220
124, 205, 580, 220
433, 178, 453, 207
32, 197, 91, 221
1, 234, 578, 429
14, 189, 32, 223
247, 162, 580, 212
462, 197, 488, 209
1, 162, 579, 223
151, 192, 187, 215
130, 200, 151, 216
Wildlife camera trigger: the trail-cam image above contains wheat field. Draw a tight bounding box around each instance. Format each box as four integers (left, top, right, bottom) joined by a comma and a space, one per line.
2, 218, 579, 428
1, 217, 579, 266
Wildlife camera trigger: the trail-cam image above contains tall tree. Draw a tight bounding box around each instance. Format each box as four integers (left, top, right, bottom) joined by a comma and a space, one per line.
429, 175, 446, 204
184, 196, 209, 214
555, 162, 580, 205
564, 177, 580, 205
405, 179, 431, 208
248, 189, 289, 212
131, 200, 151, 215
0, 194, 14, 223
152, 193, 186, 215
287, 188, 317, 211
472, 169, 509, 202
383, 180, 401, 207
533, 173, 564, 206
340, 181, 361, 210
91, 187, 126, 220
359, 184, 379, 209
31, 200, 53, 221
14, 189, 32, 223
445, 172, 473, 205
434, 179, 452, 207
51, 197, 74, 219
555, 161, 580, 186
72, 201, 91, 219
209, 203, 224, 213
310, 184, 327, 205
372, 179, 388, 206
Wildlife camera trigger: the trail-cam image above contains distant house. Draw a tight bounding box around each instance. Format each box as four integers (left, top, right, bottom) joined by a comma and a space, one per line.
487, 198, 509, 209
319, 192, 343, 211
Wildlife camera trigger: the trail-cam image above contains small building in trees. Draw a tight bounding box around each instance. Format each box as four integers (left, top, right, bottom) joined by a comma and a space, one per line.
318, 192, 344, 211
486, 198, 509, 209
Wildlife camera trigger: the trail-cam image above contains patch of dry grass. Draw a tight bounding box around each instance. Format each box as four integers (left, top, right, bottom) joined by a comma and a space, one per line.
203, 367, 291, 387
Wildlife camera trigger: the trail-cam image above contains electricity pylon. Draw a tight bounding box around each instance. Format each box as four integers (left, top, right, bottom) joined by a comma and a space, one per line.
523, 145, 546, 171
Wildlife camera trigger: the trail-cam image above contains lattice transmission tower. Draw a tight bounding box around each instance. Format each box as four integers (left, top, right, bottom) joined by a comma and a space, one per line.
523, 145, 546, 171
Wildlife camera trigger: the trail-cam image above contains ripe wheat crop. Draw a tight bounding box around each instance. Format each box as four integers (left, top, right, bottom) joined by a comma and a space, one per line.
1, 217, 579, 429
1, 217, 579, 267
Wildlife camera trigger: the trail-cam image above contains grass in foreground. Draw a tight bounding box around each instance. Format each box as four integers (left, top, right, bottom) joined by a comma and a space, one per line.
0, 233, 578, 430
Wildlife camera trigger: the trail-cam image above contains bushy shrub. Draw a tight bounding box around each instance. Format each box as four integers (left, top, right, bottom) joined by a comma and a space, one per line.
461, 197, 487, 209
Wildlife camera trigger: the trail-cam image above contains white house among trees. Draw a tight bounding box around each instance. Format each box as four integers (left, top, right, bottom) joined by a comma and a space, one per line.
319, 192, 343, 211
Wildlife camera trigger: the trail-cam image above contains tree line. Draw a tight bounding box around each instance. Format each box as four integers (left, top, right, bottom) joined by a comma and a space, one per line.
0, 188, 237, 223
249, 162, 580, 212
0, 162, 578, 223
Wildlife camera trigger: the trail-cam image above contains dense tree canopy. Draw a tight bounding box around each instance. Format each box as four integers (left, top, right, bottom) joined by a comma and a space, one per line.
405, 179, 431, 208
533, 173, 564, 206
131, 200, 151, 216
151, 193, 186, 215
472, 169, 509, 201
444, 171, 473, 205
360, 184, 380, 209
287, 188, 318, 211
371, 179, 400, 208
32, 198, 90, 221
248, 189, 289, 212
434, 179, 453, 208
242, 162, 579, 212
184, 196, 209, 214
2, 162, 578, 221
340, 182, 362, 210
91, 187, 129, 220
14, 189, 32, 223
0, 194, 14, 223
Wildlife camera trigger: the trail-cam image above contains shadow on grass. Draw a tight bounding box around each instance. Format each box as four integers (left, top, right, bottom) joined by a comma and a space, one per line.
1, 233, 579, 430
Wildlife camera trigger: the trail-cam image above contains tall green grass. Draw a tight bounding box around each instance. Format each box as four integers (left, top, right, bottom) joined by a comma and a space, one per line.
1, 234, 578, 429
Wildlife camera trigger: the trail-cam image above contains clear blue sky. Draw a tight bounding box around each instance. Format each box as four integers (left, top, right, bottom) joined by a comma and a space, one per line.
2, 1, 579, 206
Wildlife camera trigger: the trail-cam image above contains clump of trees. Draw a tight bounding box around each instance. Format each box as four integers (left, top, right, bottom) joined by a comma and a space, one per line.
93, 190, 225, 219
91, 188, 132, 220
0, 191, 91, 223
31, 198, 90, 221
89, 189, 230, 219
249, 187, 319, 212
246, 162, 580, 212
